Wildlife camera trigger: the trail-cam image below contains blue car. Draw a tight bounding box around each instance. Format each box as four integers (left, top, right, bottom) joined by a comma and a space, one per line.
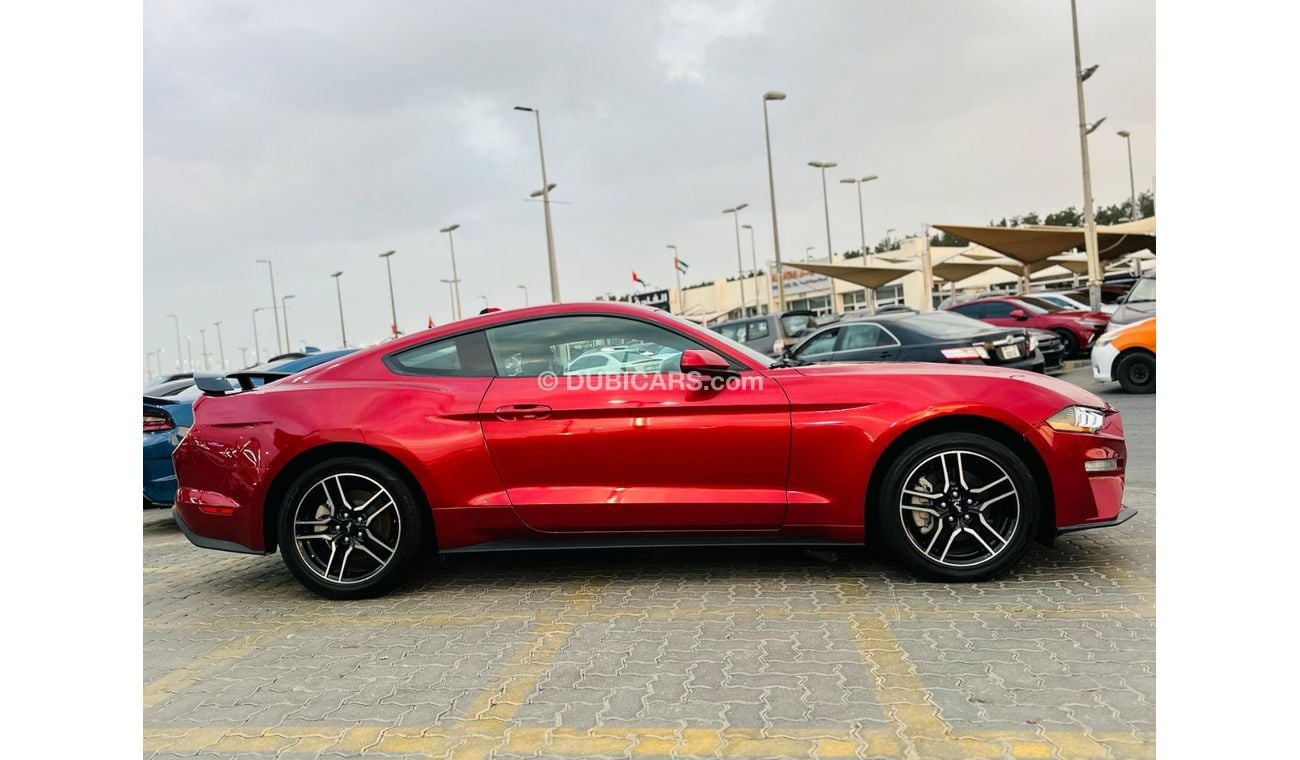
143, 349, 358, 507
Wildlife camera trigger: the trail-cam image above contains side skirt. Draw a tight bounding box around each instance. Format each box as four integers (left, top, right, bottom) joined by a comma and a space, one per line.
440, 536, 861, 555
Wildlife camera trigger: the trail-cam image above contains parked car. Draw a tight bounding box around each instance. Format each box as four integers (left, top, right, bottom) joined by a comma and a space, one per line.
1061, 284, 1130, 311
944, 295, 1109, 358
145, 372, 192, 390
1029, 329, 1065, 371
712, 309, 818, 357
1029, 291, 1111, 314
1108, 273, 1156, 329
1092, 317, 1156, 394
143, 349, 358, 507
172, 301, 1132, 598
782, 310, 1045, 373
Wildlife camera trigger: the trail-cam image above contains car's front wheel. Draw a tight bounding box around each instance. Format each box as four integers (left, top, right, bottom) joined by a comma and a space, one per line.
277, 457, 425, 599
876, 433, 1039, 581
1115, 352, 1155, 394
1051, 328, 1079, 358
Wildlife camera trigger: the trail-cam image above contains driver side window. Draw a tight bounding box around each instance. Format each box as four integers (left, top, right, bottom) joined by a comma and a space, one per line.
485, 315, 709, 377
796, 328, 839, 358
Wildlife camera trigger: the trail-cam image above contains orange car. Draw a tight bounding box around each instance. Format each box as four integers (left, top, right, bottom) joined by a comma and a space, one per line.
1091, 317, 1156, 393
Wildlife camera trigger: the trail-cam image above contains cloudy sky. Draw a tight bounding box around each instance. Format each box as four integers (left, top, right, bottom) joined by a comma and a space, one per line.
144, 0, 1154, 369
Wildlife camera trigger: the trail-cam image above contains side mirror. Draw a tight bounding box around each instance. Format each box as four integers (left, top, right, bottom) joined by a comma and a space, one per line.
680, 349, 735, 376
1010, 309, 1028, 320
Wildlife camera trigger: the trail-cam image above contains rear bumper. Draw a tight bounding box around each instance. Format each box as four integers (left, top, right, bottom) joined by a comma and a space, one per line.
143, 435, 179, 506
173, 499, 269, 555
1057, 504, 1137, 535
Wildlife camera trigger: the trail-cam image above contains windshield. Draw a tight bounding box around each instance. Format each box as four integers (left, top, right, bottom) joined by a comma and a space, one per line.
779, 313, 818, 337
903, 312, 999, 338
1126, 277, 1156, 303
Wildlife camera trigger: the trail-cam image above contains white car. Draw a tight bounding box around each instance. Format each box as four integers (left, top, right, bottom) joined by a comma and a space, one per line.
1033, 291, 1117, 314
564, 347, 671, 375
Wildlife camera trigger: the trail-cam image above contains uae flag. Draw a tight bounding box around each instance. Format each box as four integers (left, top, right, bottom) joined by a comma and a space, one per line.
632, 271, 647, 288
674, 256, 689, 273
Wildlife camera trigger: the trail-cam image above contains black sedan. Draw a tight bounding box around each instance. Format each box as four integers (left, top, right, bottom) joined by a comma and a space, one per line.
781, 310, 1046, 372
1029, 328, 1065, 371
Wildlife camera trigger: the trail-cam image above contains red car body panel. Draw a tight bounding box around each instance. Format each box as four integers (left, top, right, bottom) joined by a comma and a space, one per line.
172, 302, 1128, 556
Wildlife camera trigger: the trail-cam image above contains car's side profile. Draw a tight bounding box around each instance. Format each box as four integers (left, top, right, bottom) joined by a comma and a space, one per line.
944, 296, 1109, 358
173, 302, 1132, 598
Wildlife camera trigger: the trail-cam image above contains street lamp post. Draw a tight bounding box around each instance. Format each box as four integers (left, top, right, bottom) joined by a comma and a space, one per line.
805, 246, 815, 261
741, 224, 766, 313
762, 91, 787, 312
439, 224, 464, 319
251, 307, 265, 362
1070, 0, 1104, 313
255, 259, 283, 353
840, 175, 879, 311
239, 347, 249, 367
809, 161, 839, 315
1117, 130, 1139, 221
213, 321, 225, 370
379, 250, 398, 336
186, 336, 193, 372
281, 295, 296, 351
331, 271, 347, 347
439, 279, 459, 320
514, 106, 561, 302
723, 204, 749, 317
199, 328, 209, 370
517, 284, 529, 306
166, 313, 182, 370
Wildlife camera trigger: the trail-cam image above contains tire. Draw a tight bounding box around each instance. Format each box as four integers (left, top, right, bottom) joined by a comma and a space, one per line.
875, 432, 1040, 582
1115, 351, 1155, 394
1051, 329, 1079, 358
277, 457, 426, 599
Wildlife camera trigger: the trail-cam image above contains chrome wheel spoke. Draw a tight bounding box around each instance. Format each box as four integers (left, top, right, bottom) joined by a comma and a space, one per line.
296, 534, 336, 542
925, 521, 945, 555
964, 526, 997, 556
903, 489, 939, 501
939, 453, 951, 492
956, 452, 969, 489
971, 475, 1009, 494
336, 546, 354, 581
938, 529, 960, 563
295, 519, 331, 527
357, 543, 388, 566
977, 490, 1015, 512
364, 499, 395, 525
366, 532, 395, 555
978, 515, 1008, 545
902, 504, 939, 517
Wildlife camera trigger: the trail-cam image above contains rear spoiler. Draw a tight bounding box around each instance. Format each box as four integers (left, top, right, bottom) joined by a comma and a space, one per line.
193, 371, 291, 397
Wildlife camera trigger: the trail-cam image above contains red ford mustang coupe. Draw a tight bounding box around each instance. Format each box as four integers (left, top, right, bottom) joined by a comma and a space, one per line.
173, 302, 1133, 598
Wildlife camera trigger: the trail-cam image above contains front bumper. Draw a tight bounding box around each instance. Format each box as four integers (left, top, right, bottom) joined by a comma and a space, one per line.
1057, 504, 1137, 535
1091, 340, 1119, 382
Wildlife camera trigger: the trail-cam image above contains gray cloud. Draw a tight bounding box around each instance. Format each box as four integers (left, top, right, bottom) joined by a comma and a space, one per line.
145, 0, 1153, 367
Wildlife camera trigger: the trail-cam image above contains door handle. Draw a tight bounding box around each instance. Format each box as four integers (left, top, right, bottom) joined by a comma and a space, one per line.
494, 403, 552, 421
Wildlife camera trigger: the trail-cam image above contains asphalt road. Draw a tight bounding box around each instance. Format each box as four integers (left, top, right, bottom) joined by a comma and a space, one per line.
143, 366, 1154, 759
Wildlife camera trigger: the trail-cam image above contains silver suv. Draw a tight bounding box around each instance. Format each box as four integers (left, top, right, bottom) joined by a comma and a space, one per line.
711, 310, 819, 357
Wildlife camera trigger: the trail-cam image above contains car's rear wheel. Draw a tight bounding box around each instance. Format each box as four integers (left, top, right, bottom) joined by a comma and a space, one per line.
1051, 329, 1079, 358
876, 433, 1039, 581
277, 457, 424, 599
1115, 352, 1155, 394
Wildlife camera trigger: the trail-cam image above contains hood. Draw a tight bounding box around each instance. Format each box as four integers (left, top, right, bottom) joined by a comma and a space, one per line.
789, 361, 1110, 410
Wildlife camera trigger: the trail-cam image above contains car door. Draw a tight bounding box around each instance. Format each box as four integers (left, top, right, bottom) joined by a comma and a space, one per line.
828, 323, 901, 363
979, 299, 1021, 328
477, 313, 792, 532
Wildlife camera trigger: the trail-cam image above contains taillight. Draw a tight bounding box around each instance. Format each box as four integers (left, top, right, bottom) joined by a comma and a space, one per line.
940, 346, 989, 362
144, 411, 174, 433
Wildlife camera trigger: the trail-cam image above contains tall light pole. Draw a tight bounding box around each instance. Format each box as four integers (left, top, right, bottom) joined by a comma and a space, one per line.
439, 278, 459, 320
516, 284, 529, 306
723, 204, 749, 316
281, 294, 296, 351
331, 271, 347, 347
238, 347, 249, 367
439, 224, 464, 319
479, 294, 489, 310
213, 321, 225, 370
166, 313, 182, 370
742, 224, 766, 312
840, 175, 879, 311
379, 250, 398, 336
186, 336, 193, 372
809, 161, 839, 315
255, 259, 282, 353
251, 307, 265, 362
198, 328, 209, 370
762, 91, 787, 312
1070, 0, 1104, 313
514, 106, 561, 302
1117, 130, 1139, 221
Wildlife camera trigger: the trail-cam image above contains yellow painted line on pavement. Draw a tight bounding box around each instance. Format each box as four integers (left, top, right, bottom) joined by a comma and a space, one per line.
142, 725, 1153, 758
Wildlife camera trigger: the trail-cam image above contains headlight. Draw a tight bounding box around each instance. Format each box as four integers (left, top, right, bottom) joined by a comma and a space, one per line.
1079, 320, 1106, 330
1046, 405, 1106, 433
1095, 331, 1116, 347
